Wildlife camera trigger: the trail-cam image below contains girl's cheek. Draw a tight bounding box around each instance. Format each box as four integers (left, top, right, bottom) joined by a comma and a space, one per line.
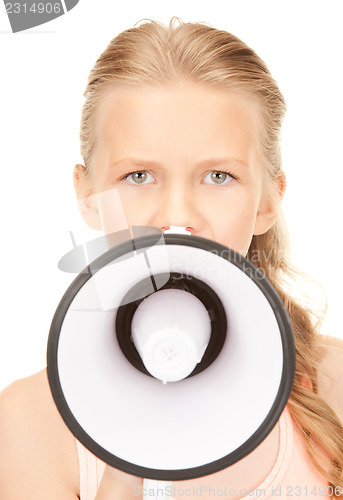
96, 187, 131, 234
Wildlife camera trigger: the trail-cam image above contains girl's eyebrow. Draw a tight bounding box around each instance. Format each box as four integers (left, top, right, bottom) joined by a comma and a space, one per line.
111, 157, 249, 169
111, 158, 162, 169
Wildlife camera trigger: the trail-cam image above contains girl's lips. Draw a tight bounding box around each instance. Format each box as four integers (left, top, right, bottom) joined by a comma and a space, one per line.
161, 226, 193, 235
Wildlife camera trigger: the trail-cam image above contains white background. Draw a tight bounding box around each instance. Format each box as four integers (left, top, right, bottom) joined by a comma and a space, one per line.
0, 1, 342, 391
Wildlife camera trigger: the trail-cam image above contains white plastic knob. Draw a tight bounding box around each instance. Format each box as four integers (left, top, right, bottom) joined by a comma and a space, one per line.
131, 289, 211, 383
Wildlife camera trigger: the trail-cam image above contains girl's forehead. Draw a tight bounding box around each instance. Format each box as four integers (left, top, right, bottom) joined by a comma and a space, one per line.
95, 84, 261, 166
97, 83, 259, 128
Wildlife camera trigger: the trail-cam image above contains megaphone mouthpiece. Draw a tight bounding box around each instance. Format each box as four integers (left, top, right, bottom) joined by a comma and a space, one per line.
161, 226, 193, 235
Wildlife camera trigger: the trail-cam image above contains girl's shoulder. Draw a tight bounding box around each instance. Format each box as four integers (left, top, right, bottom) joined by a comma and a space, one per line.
317, 335, 343, 422
0, 369, 79, 499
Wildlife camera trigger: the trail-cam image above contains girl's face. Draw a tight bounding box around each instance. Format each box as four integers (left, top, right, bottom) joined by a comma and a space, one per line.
75, 84, 284, 256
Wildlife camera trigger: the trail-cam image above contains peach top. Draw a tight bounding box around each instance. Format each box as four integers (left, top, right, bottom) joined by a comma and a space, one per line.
75, 407, 330, 500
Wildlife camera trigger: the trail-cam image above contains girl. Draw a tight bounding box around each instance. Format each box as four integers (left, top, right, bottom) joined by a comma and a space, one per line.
1, 17, 343, 500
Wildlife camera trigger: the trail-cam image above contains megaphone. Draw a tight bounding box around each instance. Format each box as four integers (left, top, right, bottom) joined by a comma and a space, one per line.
47, 228, 295, 485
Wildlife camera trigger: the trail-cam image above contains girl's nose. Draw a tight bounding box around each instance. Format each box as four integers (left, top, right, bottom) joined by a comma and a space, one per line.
155, 186, 201, 234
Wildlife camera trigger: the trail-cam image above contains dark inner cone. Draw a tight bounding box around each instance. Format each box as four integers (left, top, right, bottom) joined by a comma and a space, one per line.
115, 272, 228, 379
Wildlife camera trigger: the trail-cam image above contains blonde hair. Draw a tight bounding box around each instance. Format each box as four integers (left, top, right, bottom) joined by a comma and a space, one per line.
80, 18, 343, 493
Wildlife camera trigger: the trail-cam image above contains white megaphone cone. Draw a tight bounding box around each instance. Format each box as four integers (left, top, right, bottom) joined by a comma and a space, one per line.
47, 225, 295, 500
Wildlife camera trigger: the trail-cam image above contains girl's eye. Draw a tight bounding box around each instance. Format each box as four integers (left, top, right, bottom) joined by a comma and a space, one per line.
203, 170, 235, 186
124, 170, 155, 185
122, 169, 236, 186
